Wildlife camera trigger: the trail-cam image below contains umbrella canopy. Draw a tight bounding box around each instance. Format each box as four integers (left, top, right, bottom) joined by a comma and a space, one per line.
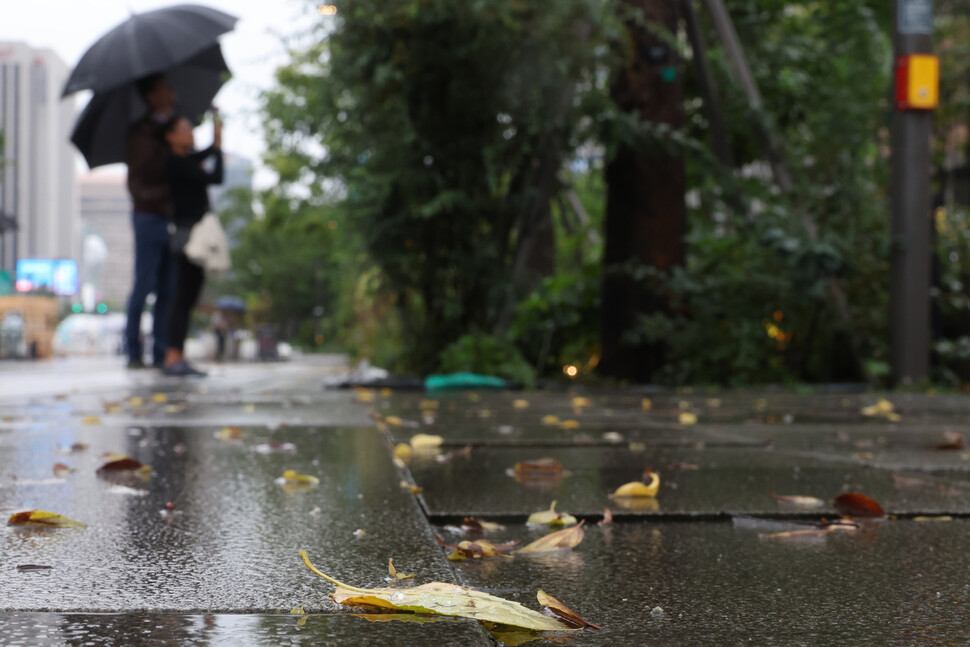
69, 44, 230, 168
62, 4, 237, 97
214, 296, 246, 312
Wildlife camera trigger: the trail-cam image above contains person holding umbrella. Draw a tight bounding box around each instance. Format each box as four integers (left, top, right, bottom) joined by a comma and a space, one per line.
61, 4, 237, 369
159, 109, 224, 377
123, 73, 178, 369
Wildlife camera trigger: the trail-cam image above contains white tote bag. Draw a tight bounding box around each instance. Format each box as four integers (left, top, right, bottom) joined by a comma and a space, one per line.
184, 212, 232, 273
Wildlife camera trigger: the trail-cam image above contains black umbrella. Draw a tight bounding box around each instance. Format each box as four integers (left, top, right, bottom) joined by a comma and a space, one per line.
62, 4, 237, 97
70, 44, 230, 168
63, 4, 237, 168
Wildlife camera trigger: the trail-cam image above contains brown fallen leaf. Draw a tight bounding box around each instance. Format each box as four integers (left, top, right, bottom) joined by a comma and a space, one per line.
537, 590, 601, 630
516, 521, 585, 553
216, 426, 244, 441
96, 457, 151, 480
8, 510, 86, 528
448, 540, 514, 560
436, 445, 473, 464
299, 551, 573, 631
935, 431, 965, 451
833, 492, 885, 519
52, 462, 73, 477
598, 508, 613, 526
769, 494, 826, 509
388, 558, 416, 580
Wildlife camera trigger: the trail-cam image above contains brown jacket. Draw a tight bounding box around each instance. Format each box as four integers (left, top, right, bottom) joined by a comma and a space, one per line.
126, 116, 172, 217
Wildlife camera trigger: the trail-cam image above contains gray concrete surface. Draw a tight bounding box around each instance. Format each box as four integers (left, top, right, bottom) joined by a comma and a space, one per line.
4, 359, 970, 644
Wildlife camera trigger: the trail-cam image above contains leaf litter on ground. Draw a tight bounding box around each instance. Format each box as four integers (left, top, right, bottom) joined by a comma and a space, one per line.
516, 521, 585, 554
298, 550, 577, 632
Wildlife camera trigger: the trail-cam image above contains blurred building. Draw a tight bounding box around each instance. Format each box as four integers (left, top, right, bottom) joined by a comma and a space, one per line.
0, 42, 79, 273
79, 172, 131, 306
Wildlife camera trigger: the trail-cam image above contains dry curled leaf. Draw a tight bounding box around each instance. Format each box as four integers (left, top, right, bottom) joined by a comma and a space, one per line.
935, 431, 965, 451
80, 416, 102, 426
448, 540, 514, 560
527, 501, 577, 526
151, 393, 168, 403
392, 443, 413, 462
388, 558, 416, 580
52, 463, 73, 477
517, 521, 586, 554
299, 551, 574, 631
513, 458, 563, 474
833, 492, 885, 519
611, 472, 660, 498
598, 508, 613, 526
8, 510, 86, 528
537, 590, 601, 630
540, 415, 560, 426
860, 398, 901, 421
512, 399, 530, 409
769, 494, 826, 508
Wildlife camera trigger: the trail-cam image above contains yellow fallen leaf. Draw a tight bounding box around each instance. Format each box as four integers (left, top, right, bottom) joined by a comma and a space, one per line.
410, 433, 444, 450
641, 398, 652, 411
392, 443, 413, 462
400, 480, 423, 495
216, 426, 244, 441
290, 607, 305, 615
611, 472, 660, 498
385, 416, 404, 427
81, 416, 102, 425
299, 551, 571, 631
448, 540, 514, 560
8, 510, 86, 528
678, 412, 698, 425
467, 393, 481, 403
392, 457, 407, 469
102, 401, 122, 414
707, 398, 722, 408
281, 470, 320, 485
355, 388, 375, 403
537, 590, 601, 630
151, 393, 168, 404
128, 396, 144, 407
913, 515, 953, 522
516, 521, 585, 553
571, 397, 591, 409
540, 415, 560, 426
420, 400, 440, 410
559, 420, 580, 430
243, 403, 256, 413
388, 558, 416, 580
512, 399, 530, 409
527, 501, 577, 526
379, 388, 393, 398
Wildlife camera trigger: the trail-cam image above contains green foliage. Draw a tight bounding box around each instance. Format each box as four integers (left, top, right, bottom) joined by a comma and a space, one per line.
438, 333, 536, 387
260, 0, 619, 373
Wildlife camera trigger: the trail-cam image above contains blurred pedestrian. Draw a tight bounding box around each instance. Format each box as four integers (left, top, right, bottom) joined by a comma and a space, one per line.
212, 310, 228, 361
124, 73, 177, 369
160, 110, 224, 377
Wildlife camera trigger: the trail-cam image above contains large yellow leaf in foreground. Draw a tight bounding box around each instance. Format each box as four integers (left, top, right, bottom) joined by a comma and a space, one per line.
8, 510, 86, 528
299, 551, 573, 632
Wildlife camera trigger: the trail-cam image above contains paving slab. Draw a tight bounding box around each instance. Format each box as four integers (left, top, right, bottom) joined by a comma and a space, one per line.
0, 424, 453, 612
0, 612, 489, 646
441, 519, 970, 646
407, 445, 970, 518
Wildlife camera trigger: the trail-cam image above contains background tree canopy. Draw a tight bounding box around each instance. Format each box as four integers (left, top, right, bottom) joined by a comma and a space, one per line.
215, 0, 970, 386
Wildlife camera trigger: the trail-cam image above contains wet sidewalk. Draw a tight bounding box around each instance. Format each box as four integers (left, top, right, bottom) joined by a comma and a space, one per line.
2, 359, 970, 644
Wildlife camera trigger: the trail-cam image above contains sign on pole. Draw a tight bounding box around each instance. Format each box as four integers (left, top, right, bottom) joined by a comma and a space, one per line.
898, 0, 933, 35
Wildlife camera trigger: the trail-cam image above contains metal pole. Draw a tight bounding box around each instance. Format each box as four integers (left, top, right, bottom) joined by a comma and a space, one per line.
891, 0, 934, 384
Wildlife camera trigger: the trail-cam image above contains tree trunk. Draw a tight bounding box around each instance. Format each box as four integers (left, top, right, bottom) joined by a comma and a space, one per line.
599, 0, 686, 382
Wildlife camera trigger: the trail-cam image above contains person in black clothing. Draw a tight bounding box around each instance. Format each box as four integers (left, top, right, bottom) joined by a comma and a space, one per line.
160, 111, 223, 377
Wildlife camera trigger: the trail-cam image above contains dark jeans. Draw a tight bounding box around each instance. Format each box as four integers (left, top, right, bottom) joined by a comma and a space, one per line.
168, 254, 205, 353
125, 211, 175, 365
